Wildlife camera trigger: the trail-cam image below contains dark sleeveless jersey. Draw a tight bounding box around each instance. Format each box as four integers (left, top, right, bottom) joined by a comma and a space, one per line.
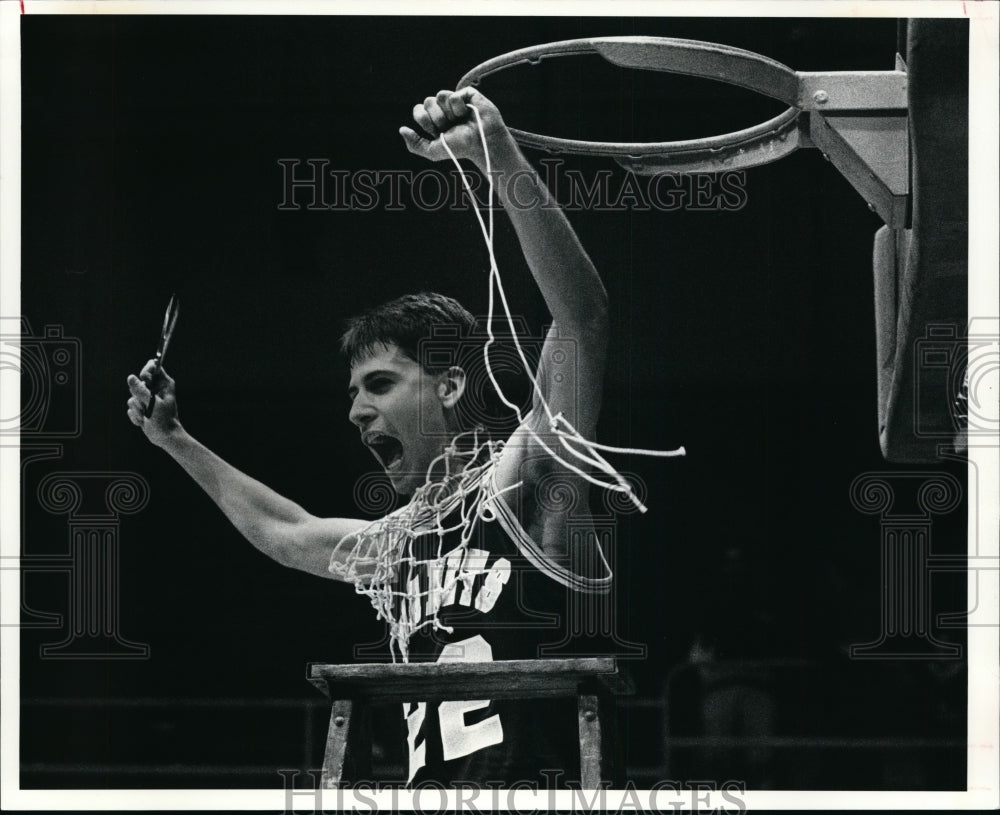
387, 466, 611, 787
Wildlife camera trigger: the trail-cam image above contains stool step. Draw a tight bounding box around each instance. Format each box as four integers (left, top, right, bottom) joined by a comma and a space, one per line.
308, 657, 630, 703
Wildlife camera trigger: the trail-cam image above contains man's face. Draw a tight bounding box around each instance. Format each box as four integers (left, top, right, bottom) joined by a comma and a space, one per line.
347, 343, 454, 496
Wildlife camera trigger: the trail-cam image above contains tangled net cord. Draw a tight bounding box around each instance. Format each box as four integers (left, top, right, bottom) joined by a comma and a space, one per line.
330, 105, 686, 662
440, 104, 686, 513
331, 426, 516, 661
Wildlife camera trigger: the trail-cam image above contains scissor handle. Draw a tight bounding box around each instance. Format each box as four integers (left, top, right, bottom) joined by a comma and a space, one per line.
143, 295, 178, 420
142, 359, 163, 419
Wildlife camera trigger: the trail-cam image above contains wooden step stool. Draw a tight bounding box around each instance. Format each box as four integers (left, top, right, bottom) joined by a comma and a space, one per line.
307, 657, 630, 789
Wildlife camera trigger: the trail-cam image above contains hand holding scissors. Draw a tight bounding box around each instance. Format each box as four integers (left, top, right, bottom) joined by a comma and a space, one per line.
126, 295, 180, 438
143, 294, 180, 418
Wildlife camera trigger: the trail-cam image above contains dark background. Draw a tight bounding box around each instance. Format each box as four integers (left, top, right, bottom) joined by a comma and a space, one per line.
17, 14, 967, 790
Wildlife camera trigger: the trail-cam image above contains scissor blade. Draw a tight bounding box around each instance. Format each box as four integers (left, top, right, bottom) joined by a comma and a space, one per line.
155, 294, 180, 365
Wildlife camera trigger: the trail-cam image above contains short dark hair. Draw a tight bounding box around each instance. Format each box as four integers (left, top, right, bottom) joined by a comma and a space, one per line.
339, 292, 477, 374
340, 292, 518, 434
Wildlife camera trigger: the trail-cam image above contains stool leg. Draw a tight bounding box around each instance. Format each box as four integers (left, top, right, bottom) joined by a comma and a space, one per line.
347, 699, 373, 782
322, 698, 372, 788
322, 699, 352, 788
578, 693, 603, 788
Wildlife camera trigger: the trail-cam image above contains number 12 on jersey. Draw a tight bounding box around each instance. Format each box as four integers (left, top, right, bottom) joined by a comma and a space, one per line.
404, 634, 505, 782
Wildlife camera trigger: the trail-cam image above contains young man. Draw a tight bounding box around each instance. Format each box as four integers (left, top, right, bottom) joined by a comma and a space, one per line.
126, 88, 611, 786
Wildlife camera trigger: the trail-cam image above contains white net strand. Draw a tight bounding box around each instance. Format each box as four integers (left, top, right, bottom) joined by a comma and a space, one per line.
330, 429, 510, 662
440, 105, 685, 514
332, 103, 686, 662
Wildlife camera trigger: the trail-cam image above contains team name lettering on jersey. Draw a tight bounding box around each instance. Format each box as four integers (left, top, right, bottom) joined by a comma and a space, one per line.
402, 547, 511, 627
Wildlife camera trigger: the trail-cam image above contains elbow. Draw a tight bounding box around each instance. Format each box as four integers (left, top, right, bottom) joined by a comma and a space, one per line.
271, 515, 317, 570
239, 514, 310, 570
586, 292, 610, 342
560, 291, 608, 354
593, 289, 609, 322
584, 269, 609, 327
265, 530, 321, 575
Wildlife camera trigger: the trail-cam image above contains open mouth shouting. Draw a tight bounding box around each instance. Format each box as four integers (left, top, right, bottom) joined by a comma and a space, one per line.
363, 431, 405, 473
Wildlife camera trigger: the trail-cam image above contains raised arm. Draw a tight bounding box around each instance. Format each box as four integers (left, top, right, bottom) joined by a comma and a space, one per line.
401, 89, 610, 566
126, 361, 366, 580
400, 88, 609, 441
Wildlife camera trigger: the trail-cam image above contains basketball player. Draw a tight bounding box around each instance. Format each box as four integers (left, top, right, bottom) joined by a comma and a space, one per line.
126, 88, 611, 787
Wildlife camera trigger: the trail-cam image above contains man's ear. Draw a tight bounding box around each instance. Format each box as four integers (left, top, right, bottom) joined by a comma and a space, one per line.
437, 366, 467, 408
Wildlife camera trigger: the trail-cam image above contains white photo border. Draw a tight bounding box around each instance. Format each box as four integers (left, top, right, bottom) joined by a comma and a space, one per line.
1, 1, 997, 810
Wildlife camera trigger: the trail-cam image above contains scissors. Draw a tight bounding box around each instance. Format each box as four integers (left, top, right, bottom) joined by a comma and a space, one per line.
143, 294, 180, 418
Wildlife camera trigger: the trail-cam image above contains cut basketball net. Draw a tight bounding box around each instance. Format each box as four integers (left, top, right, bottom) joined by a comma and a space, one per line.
439, 103, 685, 515
330, 427, 516, 662
330, 104, 685, 662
